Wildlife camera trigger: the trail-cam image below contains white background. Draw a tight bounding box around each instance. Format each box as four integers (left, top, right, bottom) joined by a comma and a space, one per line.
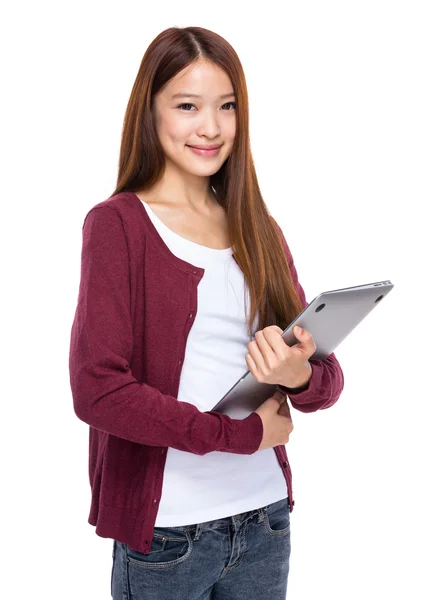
2, 1, 445, 599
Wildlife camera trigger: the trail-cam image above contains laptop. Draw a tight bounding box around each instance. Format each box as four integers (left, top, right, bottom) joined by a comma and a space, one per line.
210, 280, 394, 419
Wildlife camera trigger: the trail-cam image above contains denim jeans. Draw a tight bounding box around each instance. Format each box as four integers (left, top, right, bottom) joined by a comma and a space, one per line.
111, 497, 291, 600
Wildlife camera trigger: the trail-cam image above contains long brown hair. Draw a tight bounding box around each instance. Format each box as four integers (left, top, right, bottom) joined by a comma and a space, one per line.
110, 26, 304, 337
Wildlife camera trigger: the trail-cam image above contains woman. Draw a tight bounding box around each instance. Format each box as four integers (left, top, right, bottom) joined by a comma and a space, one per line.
69, 26, 344, 600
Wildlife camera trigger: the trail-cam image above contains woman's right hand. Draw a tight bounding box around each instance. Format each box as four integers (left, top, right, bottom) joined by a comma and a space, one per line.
254, 390, 294, 451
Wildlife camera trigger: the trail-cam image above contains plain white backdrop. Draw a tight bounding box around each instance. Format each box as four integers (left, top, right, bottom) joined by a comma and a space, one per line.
2, 1, 445, 598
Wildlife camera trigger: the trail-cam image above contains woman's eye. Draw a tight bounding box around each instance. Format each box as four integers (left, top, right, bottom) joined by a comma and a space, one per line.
177, 102, 237, 111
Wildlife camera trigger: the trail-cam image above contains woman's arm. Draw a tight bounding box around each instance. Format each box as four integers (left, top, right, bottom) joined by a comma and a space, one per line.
69, 206, 263, 454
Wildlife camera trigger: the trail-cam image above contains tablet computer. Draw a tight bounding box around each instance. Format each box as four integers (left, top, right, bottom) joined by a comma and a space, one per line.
210, 280, 394, 419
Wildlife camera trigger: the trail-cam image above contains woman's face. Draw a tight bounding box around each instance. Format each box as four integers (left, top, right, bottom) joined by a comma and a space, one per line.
152, 60, 237, 178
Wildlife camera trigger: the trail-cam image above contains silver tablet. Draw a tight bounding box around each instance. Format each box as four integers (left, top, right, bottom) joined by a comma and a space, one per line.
211, 280, 394, 419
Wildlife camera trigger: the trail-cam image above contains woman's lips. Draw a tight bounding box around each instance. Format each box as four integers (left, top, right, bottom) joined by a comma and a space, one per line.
187, 145, 221, 157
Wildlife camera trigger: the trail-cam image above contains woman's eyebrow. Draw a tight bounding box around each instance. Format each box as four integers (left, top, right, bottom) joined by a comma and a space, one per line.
171, 92, 236, 99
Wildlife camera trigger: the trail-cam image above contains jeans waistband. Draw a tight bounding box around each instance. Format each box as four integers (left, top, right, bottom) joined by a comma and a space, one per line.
160, 497, 289, 541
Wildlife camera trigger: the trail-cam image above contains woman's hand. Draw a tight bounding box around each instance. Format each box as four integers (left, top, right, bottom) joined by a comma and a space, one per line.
245, 325, 316, 389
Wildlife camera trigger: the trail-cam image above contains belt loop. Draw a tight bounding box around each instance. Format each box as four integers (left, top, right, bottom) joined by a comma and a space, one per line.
193, 523, 202, 541
257, 507, 265, 524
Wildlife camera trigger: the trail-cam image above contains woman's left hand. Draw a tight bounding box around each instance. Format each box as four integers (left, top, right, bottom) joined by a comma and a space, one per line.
245, 325, 316, 389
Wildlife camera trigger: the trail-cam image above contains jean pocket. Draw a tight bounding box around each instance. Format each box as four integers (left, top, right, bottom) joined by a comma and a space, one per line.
263, 500, 291, 536
125, 528, 193, 569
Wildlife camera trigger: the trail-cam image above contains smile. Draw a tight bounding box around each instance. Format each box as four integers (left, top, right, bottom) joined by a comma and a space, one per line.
186, 145, 221, 157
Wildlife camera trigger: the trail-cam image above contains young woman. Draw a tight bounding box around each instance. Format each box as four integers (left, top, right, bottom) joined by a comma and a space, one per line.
69, 26, 344, 600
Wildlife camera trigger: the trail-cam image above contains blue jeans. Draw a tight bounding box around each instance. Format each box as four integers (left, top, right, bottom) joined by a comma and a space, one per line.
111, 497, 291, 599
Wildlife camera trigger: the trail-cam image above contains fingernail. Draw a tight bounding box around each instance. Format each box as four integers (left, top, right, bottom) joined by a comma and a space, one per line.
294, 325, 302, 334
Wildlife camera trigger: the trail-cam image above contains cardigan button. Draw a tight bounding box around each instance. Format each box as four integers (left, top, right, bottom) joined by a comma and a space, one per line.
283, 461, 289, 468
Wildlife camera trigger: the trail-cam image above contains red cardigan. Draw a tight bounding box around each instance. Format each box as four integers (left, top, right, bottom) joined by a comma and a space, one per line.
68, 192, 344, 553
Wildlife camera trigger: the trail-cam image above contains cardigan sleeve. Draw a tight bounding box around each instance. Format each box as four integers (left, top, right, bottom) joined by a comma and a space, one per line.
273, 219, 345, 413
69, 206, 263, 455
